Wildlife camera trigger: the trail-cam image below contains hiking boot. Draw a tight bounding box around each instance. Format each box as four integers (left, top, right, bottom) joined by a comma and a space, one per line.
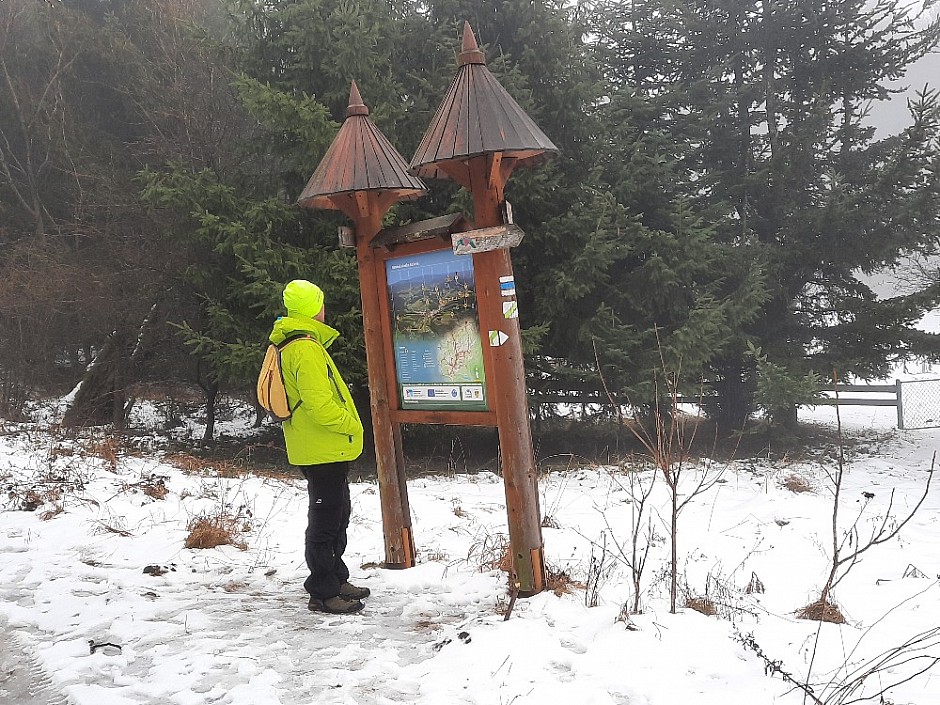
339, 582, 371, 600
308, 595, 364, 614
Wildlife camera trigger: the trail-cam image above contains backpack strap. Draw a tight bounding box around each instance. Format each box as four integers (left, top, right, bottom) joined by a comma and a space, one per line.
276, 334, 339, 412
276, 333, 313, 350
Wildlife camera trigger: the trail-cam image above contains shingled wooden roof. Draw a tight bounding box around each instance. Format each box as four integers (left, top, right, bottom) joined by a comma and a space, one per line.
297, 81, 427, 210
409, 23, 557, 181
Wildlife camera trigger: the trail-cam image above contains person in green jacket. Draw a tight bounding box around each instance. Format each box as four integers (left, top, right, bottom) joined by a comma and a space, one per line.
269, 279, 370, 614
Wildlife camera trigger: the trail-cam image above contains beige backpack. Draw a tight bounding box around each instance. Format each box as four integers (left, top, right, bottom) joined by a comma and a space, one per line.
256, 335, 311, 422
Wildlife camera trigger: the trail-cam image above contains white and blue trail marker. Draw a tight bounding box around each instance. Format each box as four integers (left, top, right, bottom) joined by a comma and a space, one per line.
499, 275, 516, 297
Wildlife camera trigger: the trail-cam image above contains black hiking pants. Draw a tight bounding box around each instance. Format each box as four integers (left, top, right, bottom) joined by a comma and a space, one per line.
300, 462, 351, 600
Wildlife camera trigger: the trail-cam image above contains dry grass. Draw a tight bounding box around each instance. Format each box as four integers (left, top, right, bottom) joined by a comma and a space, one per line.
18, 489, 45, 512
165, 453, 244, 478
39, 504, 64, 521
469, 532, 512, 573
797, 598, 846, 624
780, 473, 815, 494
93, 520, 132, 537
184, 513, 248, 550
745, 571, 766, 594
424, 548, 448, 562
84, 436, 128, 471
141, 477, 168, 500
9, 485, 62, 513
544, 566, 586, 597
686, 596, 718, 616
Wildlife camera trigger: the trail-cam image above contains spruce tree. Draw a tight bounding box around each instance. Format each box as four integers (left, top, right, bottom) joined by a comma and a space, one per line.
595, 0, 940, 429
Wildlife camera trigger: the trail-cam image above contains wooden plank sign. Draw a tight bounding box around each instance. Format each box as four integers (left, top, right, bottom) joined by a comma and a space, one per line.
452, 223, 524, 255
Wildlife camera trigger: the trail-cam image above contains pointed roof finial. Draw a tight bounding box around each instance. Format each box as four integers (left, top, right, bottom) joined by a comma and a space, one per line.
346, 80, 369, 117
409, 20, 557, 181
458, 21, 485, 66
298, 81, 426, 212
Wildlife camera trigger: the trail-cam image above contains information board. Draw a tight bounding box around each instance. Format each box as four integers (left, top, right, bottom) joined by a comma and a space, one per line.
385, 249, 488, 410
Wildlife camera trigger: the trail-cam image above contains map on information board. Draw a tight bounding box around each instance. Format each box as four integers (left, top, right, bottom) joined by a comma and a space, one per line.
386, 249, 487, 411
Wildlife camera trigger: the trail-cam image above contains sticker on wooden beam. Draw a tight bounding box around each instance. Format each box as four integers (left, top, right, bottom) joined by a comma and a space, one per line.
451, 224, 524, 255
502, 300, 518, 319
489, 330, 509, 347
499, 275, 516, 297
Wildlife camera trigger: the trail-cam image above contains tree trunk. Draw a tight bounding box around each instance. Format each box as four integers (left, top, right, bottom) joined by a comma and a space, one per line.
772, 404, 799, 430
670, 487, 678, 613
708, 357, 756, 435
200, 380, 219, 446
62, 329, 131, 427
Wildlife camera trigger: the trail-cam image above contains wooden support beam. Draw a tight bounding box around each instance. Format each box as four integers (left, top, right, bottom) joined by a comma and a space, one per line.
467, 156, 545, 596
354, 208, 415, 569
354, 191, 371, 220
487, 153, 502, 191
437, 160, 474, 190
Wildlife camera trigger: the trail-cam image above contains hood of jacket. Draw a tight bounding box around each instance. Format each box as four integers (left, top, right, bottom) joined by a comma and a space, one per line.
268, 314, 339, 348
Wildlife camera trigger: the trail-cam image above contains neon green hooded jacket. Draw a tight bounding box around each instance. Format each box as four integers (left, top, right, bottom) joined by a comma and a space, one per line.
268, 314, 364, 466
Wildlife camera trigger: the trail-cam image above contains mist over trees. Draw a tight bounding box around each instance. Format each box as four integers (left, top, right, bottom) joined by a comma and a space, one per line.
1, 0, 939, 436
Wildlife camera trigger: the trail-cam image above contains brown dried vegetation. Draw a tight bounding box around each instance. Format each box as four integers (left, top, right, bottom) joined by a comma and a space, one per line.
166, 453, 243, 477
797, 598, 846, 624
780, 473, 815, 494
544, 566, 586, 597
686, 596, 718, 616
184, 514, 249, 550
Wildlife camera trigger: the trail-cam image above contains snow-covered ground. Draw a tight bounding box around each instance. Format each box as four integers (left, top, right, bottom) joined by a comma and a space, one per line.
1, 394, 938, 705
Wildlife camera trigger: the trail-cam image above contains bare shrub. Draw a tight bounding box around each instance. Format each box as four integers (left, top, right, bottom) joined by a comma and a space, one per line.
811, 389, 934, 613
467, 531, 511, 574
738, 623, 940, 704
584, 532, 615, 607
601, 459, 657, 615
5, 457, 85, 514
629, 393, 725, 614
0, 373, 29, 422
683, 571, 759, 622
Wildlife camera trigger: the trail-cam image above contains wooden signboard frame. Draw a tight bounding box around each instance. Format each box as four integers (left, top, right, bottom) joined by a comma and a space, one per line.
371, 235, 498, 428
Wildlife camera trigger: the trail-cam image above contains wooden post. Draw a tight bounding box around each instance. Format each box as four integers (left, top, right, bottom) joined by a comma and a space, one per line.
468, 156, 545, 595
349, 198, 415, 568
896, 378, 904, 430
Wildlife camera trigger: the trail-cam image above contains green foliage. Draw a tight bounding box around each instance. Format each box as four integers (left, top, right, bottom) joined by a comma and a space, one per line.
592, 0, 940, 428
3, 0, 940, 439
746, 342, 824, 424
231, 75, 338, 189
138, 165, 363, 389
